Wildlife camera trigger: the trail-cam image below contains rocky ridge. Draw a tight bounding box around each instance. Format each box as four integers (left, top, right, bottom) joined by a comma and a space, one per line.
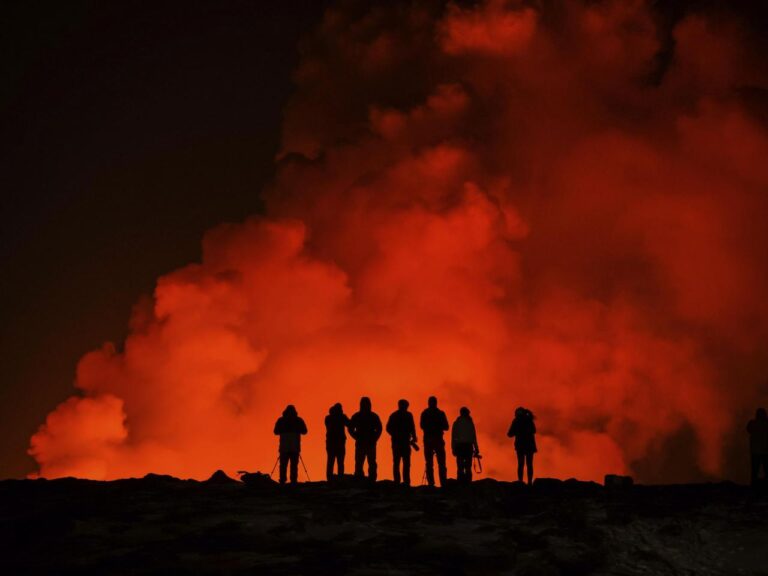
1, 474, 766, 575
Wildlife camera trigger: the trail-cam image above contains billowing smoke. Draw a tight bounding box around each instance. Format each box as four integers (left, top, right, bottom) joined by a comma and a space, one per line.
30, 0, 768, 482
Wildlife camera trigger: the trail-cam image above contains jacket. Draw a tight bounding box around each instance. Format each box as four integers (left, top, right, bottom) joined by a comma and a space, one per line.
508, 416, 537, 454
325, 411, 350, 445
274, 413, 308, 454
349, 410, 383, 444
386, 410, 417, 446
451, 415, 477, 450
420, 407, 449, 442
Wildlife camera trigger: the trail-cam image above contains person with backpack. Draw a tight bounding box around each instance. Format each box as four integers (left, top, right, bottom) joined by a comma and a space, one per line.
507, 407, 537, 484
451, 407, 479, 484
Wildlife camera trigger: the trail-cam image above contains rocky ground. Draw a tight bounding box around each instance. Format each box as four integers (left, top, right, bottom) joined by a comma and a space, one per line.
1, 473, 767, 575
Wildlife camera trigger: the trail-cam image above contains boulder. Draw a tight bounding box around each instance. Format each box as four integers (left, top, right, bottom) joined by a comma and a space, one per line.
604, 474, 633, 488
238, 471, 277, 487
205, 469, 239, 484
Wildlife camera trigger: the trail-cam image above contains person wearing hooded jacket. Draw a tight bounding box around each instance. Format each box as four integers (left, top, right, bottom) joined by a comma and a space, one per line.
349, 396, 383, 481
451, 407, 479, 483
273, 405, 308, 484
325, 402, 351, 480
508, 407, 537, 484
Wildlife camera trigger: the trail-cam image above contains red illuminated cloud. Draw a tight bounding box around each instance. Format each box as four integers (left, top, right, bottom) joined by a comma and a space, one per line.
31, 0, 768, 482
439, 1, 537, 56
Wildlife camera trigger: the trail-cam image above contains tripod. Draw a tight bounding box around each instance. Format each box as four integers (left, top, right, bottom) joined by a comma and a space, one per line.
299, 454, 311, 482
270, 453, 311, 482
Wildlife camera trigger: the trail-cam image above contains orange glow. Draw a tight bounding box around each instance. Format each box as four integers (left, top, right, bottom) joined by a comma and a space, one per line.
30, 0, 768, 482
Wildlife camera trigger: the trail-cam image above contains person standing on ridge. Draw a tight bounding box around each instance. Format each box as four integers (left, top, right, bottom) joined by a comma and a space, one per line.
273, 405, 308, 484
386, 399, 418, 486
349, 396, 383, 482
451, 407, 479, 484
420, 396, 449, 487
747, 407, 768, 486
508, 407, 537, 485
325, 403, 351, 481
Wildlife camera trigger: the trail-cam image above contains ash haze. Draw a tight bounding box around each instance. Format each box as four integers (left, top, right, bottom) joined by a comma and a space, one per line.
23, 0, 768, 483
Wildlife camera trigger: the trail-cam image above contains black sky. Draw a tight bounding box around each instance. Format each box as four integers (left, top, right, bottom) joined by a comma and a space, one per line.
0, 0, 327, 478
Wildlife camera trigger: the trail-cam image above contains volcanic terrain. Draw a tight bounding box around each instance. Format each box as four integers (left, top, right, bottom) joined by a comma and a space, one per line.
2, 473, 766, 575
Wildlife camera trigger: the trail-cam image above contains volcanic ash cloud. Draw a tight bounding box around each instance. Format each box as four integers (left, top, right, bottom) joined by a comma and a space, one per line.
30, 0, 768, 482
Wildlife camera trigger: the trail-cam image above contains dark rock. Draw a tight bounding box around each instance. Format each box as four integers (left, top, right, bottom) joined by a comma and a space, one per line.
1, 476, 760, 575
604, 474, 633, 488
205, 469, 239, 484
326, 474, 372, 489
533, 477, 563, 490
238, 471, 276, 487
563, 478, 603, 492
515, 552, 560, 576
142, 473, 181, 483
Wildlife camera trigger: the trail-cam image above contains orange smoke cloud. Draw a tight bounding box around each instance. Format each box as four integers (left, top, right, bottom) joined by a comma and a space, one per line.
30, 0, 768, 482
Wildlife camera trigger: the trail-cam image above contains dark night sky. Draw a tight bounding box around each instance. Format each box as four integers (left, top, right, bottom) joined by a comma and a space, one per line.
0, 1, 327, 478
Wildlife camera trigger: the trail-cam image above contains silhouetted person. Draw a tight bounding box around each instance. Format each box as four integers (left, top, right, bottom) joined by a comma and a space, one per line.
508, 407, 537, 484
349, 396, 383, 481
386, 399, 418, 485
325, 403, 351, 481
273, 405, 308, 484
452, 407, 479, 484
420, 396, 449, 487
748, 407, 768, 486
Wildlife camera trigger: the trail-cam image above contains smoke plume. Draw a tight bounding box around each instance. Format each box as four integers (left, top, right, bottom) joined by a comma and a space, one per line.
30, 0, 768, 482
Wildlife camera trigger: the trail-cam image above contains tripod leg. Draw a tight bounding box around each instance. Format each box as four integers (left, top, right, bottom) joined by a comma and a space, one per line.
299, 454, 311, 482
270, 454, 280, 478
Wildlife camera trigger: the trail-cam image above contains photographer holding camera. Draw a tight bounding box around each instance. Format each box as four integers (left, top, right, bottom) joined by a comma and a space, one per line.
386, 399, 418, 486
451, 407, 480, 484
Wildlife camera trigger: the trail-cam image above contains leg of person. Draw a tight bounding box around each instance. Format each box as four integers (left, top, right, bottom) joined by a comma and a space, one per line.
458, 454, 470, 483
465, 451, 474, 482
333, 448, 343, 479
335, 449, 343, 477
517, 451, 525, 483
355, 442, 365, 478
457, 446, 471, 483
279, 452, 289, 484
403, 448, 411, 486
752, 453, 760, 486
326, 447, 334, 481
425, 442, 435, 486
455, 455, 463, 482
526, 452, 534, 485
369, 442, 378, 482
290, 453, 299, 483
393, 447, 402, 484
436, 443, 447, 487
